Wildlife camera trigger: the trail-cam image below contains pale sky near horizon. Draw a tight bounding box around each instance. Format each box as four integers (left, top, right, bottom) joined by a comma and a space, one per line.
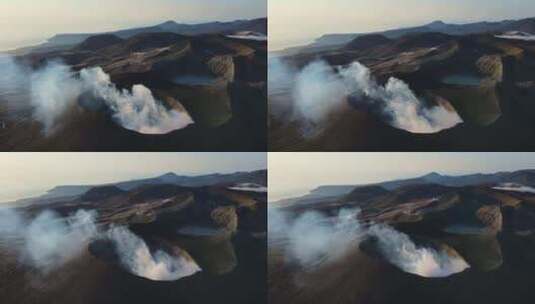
0, 0, 266, 50
0, 153, 266, 203
269, 0, 535, 50
269, 153, 535, 202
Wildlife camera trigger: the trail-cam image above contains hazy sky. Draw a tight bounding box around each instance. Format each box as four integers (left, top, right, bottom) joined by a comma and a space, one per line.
0, 152, 266, 203
0, 0, 266, 50
270, 0, 535, 50
269, 153, 535, 202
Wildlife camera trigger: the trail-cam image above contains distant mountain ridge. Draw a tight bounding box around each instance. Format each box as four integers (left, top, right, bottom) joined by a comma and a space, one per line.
43, 170, 267, 200
275, 169, 535, 206
277, 17, 535, 55
46, 18, 267, 47
314, 18, 535, 47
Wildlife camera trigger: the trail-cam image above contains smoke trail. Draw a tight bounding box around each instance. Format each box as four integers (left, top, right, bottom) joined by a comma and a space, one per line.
226, 32, 268, 41
269, 207, 469, 277
103, 226, 201, 281
269, 58, 462, 134
492, 183, 535, 194
0, 57, 194, 135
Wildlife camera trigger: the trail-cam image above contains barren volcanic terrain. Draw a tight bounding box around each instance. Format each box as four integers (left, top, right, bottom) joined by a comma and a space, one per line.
269, 170, 535, 304
269, 18, 535, 151
0, 170, 267, 304
0, 18, 267, 151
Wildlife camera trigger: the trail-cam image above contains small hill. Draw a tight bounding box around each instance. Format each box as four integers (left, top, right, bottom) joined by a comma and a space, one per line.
128, 184, 190, 204
102, 32, 188, 54
395, 32, 455, 49
502, 18, 535, 34
289, 17, 535, 52
344, 185, 390, 202
344, 34, 391, 50
387, 183, 455, 202
506, 170, 535, 185
75, 34, 124, 51
81, 186, 125, 201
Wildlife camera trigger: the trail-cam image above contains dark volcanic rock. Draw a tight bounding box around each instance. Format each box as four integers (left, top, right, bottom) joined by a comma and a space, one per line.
395, 32, 455, 50
88, 238, 121, 266
128, 184, 190, 204
344, 34, 391, 50
75, 34, 124, 51
103, 32, 189, 54
81, 186, 125, 201
343, 185, 390, 202
507, 170, 535, 185
387, 184, 455, 202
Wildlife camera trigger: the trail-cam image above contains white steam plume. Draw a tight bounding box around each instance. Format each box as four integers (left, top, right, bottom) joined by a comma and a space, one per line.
269, 207, 469, 277
0, 57, 193, 135
31, 62, 84, 133
0, 208, 200, 280
0, 55, 29, 93
79, 67, 193, 135
368, 224, 469, 278
269, 207, 364, 267
268, 56, 297, 93
292, 61, 347, 132
269, 58, 462, 134
339, 61, 462, 133
0, 208, 98, 272
104, 226, 201, 281
492, 183, 535, 194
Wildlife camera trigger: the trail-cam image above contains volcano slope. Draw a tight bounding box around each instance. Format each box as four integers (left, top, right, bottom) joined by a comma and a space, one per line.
0, 24, 267, 151
0, 171, 267, 304
269, 170, 535, 304
269, 18, 535, 151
